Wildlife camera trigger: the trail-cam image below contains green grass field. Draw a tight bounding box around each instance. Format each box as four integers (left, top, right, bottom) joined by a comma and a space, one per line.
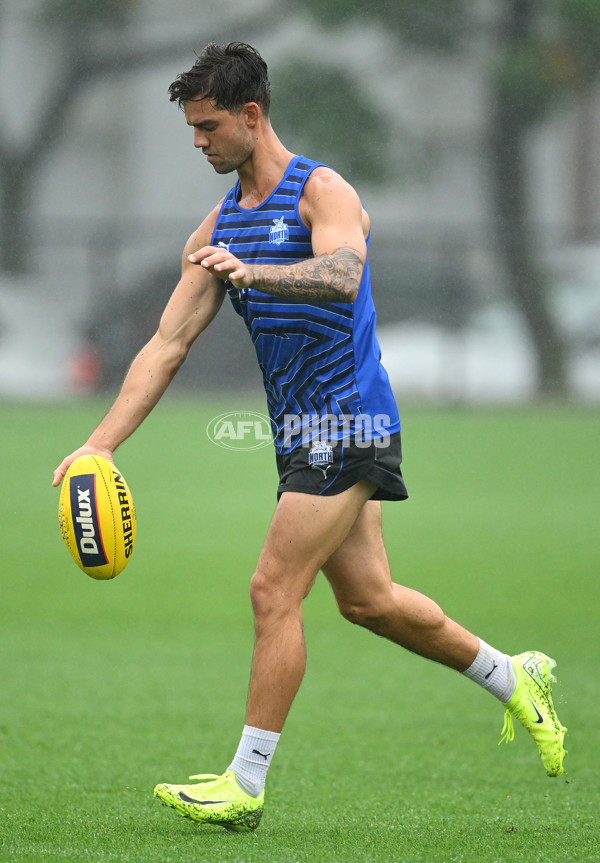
1, 398, 599, 862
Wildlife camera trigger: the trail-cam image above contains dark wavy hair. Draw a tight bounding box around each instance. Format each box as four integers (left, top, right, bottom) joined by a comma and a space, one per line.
168, 42, 271, 114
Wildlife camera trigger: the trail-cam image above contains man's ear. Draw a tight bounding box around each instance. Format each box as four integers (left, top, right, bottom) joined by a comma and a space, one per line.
243, 102, 261, 127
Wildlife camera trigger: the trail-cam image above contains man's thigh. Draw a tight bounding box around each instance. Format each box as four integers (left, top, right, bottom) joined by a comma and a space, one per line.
255, 478, 376, 599
322, 499, 394, 607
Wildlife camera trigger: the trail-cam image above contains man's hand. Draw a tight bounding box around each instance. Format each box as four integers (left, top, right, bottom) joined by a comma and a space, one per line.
186, 169, 367, 305
52, 445, 114, 488
188, 243, 363, 304
188, 246, 253, 290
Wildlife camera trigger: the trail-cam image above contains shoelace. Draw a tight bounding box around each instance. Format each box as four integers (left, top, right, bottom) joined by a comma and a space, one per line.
499, 710, 515, 745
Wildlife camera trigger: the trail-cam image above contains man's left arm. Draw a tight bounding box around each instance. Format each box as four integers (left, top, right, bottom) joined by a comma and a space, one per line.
189, 170, 367, 303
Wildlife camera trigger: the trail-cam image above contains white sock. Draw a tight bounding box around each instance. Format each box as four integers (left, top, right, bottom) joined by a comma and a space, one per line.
228, 725, 280, 798
462, 639, 516, 703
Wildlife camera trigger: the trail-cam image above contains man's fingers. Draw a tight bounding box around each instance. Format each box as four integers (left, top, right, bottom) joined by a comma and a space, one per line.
214, 258, 236, 271
52, 446, 114, 488
53, 457, 73, 487
187, 246, 249, 287
188, 244, 217, 264
199, 253, 229, 269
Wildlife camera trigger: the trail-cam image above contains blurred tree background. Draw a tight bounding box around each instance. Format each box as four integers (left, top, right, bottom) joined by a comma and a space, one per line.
0, 0, 138, 275
299, 0, 600, 396
0, 0, 283, 273
1, 0, 599, 400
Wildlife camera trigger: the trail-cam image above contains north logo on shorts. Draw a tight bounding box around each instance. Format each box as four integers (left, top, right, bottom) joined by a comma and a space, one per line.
309, 440, 334, 478
69, 473, 108, 568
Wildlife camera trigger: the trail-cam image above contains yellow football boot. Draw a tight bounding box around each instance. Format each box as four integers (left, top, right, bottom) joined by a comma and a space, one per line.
500, 651, 567, 777
154, 770, 264, 831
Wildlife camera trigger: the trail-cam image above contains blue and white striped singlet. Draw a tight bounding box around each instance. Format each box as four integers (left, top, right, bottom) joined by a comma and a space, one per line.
211, 155, 400, 453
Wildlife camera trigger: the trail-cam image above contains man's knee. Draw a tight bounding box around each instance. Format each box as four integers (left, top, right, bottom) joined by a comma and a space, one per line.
249, 565, 307, 625
337, 596, 390, 629
337, 589, 446, 635
249, 568, 275, 618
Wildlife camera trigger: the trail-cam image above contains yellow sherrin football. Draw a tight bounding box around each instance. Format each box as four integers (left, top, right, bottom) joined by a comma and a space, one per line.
58, 455, 136, 579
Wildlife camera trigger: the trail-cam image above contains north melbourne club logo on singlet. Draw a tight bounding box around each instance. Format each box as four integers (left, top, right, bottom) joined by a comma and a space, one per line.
269, 217, 289, 246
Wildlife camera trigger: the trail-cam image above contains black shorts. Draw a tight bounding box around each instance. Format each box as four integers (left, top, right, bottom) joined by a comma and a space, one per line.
275, 431, 408, 501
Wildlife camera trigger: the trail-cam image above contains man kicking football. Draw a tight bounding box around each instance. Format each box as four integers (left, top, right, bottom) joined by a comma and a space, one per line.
53, 42, 567, 832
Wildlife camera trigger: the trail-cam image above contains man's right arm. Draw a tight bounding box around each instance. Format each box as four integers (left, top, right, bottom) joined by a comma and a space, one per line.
52, 214, 225, 486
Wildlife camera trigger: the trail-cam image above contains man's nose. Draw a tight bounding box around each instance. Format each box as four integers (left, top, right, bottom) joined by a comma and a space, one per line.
194, 129, 208, 148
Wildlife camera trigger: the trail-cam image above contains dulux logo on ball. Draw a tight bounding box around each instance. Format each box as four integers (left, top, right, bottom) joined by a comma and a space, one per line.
69, 473, 108, 567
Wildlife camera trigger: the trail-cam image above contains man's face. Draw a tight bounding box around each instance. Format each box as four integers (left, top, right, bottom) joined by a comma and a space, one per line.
184, 97, 255, 175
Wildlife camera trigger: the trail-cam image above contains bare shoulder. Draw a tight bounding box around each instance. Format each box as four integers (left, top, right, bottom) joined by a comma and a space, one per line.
300, 167, 368, 235
303, 166, 359, 202
183, 198, 225, 258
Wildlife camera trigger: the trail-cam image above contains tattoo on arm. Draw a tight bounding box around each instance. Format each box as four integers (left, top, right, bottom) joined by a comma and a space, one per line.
249, 246, 363, 302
